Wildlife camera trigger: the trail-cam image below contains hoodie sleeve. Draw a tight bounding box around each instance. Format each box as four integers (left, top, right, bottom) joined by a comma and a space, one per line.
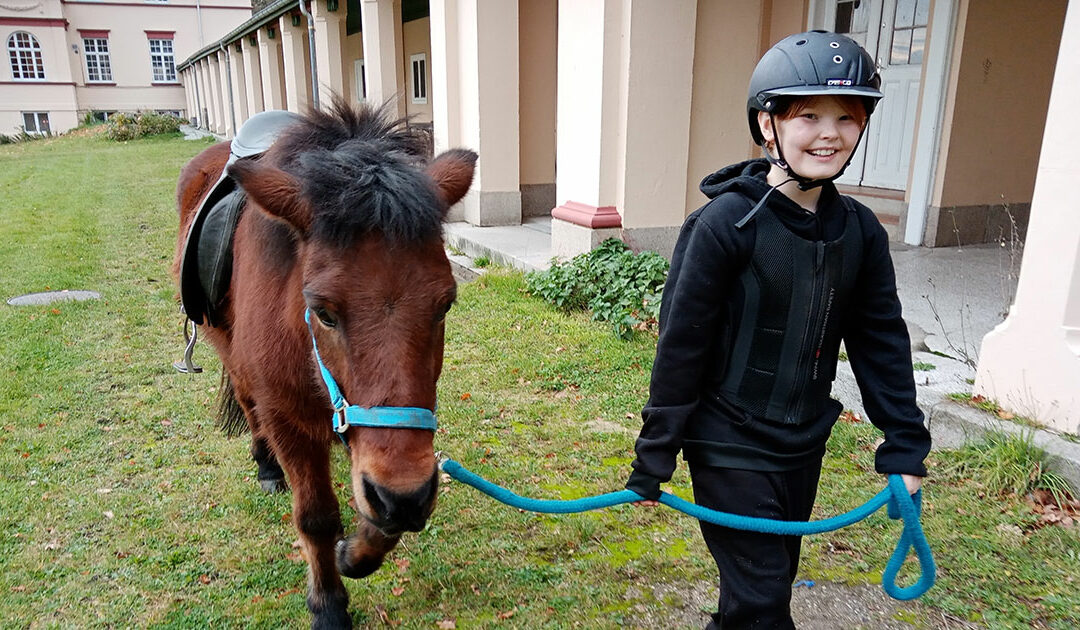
628, 202, 747, 496
844, 210, 931, 477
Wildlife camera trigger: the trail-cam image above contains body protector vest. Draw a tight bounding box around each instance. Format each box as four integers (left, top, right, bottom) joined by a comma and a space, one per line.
719, 198, 863, 424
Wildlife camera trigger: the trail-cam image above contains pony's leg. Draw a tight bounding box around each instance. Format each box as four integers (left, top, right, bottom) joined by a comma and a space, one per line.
235, 392, 288, 493
252, 434, 287, 493
270, 429, 352, 629
335, 517, 400, 579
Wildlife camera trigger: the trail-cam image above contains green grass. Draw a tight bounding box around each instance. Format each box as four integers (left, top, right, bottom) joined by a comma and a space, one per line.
1, 134, 1078, 628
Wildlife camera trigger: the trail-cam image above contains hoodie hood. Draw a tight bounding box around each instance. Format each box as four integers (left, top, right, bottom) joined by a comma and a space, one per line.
700, 159, 772, 201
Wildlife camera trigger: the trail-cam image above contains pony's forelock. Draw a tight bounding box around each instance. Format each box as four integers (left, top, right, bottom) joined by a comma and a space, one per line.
268, 98, 443, 247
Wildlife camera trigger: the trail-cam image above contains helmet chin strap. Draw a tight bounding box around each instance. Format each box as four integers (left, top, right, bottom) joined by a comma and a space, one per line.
763, 112, 868, 191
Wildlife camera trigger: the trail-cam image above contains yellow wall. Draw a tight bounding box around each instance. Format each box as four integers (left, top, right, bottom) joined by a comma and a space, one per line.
402, 17, 432, 123
518, 0, 557, 186
934, 0, 1067, 208
685, 1, 807, 216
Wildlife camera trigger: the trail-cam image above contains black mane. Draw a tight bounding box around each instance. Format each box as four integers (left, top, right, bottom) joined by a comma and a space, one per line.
271, 98, 443, 247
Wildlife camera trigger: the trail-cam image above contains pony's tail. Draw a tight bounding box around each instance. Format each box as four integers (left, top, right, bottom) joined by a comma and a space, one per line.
216, 371, 249, 437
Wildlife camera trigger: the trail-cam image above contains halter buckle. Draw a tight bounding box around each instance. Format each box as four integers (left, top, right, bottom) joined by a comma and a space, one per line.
334, 403, 349, 434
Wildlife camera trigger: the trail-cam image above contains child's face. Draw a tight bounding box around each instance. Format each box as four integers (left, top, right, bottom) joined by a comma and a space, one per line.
757, 96, 866, 181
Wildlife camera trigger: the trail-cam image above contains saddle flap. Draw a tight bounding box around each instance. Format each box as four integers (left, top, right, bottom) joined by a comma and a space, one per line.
179, 110, 302, 326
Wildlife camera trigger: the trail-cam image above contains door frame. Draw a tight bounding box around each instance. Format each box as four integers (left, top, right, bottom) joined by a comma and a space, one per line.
807, 0, 958, 245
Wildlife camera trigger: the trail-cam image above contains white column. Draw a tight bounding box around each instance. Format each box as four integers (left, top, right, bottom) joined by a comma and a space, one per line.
551, 0, 695, 257
242, 35, 264, 116
430, 0, 462, 154
361, 0, 406, 116
975, 1, 1080, 433
313, 0, 347, 106
280, 14, 312, 112
229, 43, 250, 126
429, 0, 521, 226
258, 24, 286, 111
206, 55, 224, 135
217, 49, 235, 137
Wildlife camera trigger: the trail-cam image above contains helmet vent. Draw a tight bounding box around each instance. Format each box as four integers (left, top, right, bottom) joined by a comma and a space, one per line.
796, 39, 807, 46
829, 41, 841, 48
833, 55, 844, 64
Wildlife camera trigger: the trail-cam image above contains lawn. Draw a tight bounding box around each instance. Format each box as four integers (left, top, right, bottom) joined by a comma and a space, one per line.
1, 131, 1077, 628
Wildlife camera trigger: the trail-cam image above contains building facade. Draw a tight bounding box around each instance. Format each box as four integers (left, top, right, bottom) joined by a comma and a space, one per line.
177, 0, 1078, 433
1, 0, 252, 135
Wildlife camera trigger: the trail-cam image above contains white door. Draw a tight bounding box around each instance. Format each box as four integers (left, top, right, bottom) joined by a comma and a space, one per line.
827, 0, 928, 190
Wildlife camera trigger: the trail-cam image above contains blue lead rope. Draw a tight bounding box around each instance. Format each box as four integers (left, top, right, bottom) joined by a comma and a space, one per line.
438, 458, 935, 600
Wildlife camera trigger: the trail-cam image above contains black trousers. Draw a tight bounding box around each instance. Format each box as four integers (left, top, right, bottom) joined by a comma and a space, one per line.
689, 461, 823, 630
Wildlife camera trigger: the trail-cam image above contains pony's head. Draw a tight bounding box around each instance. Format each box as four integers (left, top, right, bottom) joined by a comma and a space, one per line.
229, 101, 475, 541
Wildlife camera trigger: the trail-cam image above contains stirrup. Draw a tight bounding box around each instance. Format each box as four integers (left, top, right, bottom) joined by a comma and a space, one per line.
172, 314, 203, 374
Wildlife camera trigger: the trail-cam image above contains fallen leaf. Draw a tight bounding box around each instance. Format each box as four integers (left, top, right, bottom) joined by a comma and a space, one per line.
96, 488, 112, 494
393, 558, 410, 572
471, 583, 481, 596
497, 608, 517, 620
286, 552, 303, 563
436, 620, 456, 629
198, 574, 211, 584
997, 409, 1015, 420
161, 419, 173, 426
103, 511, 114, 519
277, 588, 301, 599
10, 585, 27, 592
460, 392, 471, 401
391, 586, 405, 596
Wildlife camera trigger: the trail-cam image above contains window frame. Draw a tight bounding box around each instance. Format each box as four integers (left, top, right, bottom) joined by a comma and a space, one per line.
409, 53, 427, 105
8, 31, 46, 81
82, 36, 114, 83
354, 58, 366, 102
21, 112, 50, 134
148, 37, 177, 83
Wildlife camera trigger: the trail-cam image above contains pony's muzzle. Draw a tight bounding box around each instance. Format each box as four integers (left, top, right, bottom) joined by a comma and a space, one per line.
361, 471, 438, 535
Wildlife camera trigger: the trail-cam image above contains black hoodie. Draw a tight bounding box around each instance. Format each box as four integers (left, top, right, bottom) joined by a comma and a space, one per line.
626, 159, 931, 500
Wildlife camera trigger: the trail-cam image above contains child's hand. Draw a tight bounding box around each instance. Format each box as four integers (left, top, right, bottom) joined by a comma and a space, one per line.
900, 474, 922, 495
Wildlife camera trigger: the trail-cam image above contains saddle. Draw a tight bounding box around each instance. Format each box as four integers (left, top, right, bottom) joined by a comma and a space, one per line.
174, 110, 301, 373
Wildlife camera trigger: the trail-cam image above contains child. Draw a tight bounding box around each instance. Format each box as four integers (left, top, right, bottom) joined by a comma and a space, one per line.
626, 31, 931, 629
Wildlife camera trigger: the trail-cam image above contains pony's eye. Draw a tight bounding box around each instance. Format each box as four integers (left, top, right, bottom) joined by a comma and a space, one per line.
313, 307, 337, 328
434, 300, 453, 323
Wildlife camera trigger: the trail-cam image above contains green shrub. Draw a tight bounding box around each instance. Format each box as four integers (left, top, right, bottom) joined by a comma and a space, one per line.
106, 111, 182, 141
526, 238, 668, 339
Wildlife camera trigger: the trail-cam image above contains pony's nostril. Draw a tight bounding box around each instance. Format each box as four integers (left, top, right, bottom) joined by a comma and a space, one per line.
362, 474, 438, 533
362, 477, 387, 520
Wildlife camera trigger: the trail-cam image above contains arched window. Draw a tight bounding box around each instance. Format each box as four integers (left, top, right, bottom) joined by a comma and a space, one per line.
8, 31, 45, 80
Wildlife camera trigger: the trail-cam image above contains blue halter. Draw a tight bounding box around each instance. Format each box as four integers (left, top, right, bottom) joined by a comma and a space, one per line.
304, 309, 438, 444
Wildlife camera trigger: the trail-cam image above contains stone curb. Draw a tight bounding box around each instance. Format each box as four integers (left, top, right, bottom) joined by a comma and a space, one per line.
926, 398, 1080, 493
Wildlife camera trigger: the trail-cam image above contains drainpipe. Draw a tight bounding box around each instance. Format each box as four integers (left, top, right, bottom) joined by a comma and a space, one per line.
196, 0, 205, 47
298, 0, 320, 110
220, 43, 237, 136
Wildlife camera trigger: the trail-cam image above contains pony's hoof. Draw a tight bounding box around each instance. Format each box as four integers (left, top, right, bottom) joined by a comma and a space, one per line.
308, 588, 352, 630
335, 538, 385, 579
259, 477, 289, 493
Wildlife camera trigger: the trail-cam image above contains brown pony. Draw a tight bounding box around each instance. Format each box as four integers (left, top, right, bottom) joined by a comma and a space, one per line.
173, 100, 476, 628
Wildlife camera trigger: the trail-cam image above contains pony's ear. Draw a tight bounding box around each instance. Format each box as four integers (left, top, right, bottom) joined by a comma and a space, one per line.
229, 160, 312, 234
426, 149, 477, 210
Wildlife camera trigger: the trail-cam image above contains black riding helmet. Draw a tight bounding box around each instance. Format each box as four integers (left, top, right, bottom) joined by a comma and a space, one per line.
746, 30, 883, 190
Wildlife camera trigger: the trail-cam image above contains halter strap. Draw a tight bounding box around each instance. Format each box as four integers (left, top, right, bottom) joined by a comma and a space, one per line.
304, 309, 438, 443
